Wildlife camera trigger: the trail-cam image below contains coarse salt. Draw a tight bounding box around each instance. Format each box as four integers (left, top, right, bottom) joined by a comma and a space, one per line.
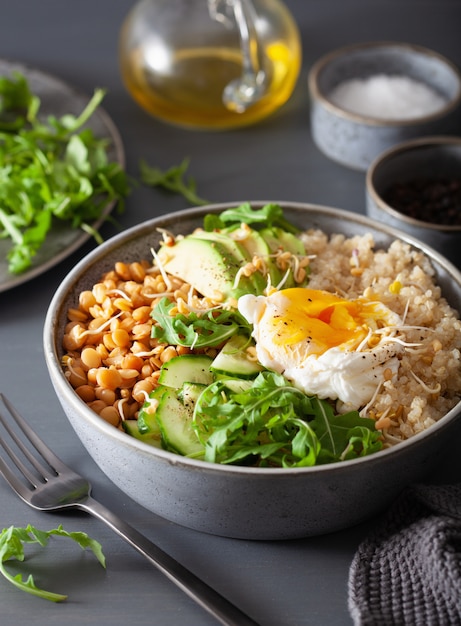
329, 74, 447, 120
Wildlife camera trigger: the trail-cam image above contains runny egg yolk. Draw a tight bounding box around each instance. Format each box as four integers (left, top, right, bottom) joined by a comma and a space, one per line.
265, 288, 374, 355
238, 287, 404, 412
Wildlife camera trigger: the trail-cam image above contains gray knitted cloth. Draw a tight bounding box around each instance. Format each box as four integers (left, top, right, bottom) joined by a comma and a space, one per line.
348, 484, 461, 625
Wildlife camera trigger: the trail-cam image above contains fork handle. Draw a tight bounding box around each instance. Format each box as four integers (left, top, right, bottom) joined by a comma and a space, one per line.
78, 495, 259, 626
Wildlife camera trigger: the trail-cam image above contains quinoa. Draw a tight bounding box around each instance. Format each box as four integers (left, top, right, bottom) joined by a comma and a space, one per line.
61, 229, 461, 449
299, 229, 461, 443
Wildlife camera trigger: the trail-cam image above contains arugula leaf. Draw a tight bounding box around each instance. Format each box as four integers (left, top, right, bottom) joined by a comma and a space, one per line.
0, 72, 130, 274
0, 72, 38, 130
151, 296, 249, 348
308, 398, 383, 462
139, 157, 209, 206
193, 371, 382, 467
203, 202, 299, 233
0, 524, 105, 602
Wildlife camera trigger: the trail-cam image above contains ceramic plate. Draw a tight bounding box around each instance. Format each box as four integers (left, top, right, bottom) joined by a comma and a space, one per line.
0, 59, 125, 293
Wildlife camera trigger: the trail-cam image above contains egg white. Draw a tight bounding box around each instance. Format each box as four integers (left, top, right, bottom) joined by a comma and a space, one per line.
238, 288, 405, 412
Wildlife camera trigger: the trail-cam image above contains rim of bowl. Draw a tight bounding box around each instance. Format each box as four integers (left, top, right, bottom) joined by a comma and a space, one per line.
43, 201, 461, 477
367, 135, 461, 232
308, 41, 461, 127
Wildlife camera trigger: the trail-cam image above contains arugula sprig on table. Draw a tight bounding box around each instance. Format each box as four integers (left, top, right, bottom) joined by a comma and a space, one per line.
140, 157, 209, 206
0, 524, 105, 602
193, 371, 383, 467
0, 72, 130, 274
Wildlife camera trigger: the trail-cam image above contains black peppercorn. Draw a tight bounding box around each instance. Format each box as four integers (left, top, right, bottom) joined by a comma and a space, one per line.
383, 178, 461, 225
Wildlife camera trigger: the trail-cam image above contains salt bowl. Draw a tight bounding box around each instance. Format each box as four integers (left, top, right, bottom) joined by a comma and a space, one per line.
308, 42, 461, 170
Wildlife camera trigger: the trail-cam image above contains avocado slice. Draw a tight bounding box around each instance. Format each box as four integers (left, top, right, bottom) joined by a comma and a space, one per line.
192, 230, 250, 262
260, 227, 306, 256
259, 227, 308, 288
222, 226, 270, 258
157, 236, 260, 302
225, 228, 285, 288
193, 230, 268, 294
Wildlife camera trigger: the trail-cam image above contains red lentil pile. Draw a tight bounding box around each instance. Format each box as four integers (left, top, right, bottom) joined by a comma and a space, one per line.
61, 260, 217, 429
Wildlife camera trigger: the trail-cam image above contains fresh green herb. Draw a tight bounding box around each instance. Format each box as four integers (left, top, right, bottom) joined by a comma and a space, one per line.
139, 157, 209, 206
193, 371, 382, 467
0, 524, 105, 602
203, 202, 299, 233
0, 73, 38, 131
0, 72, 130, 274
308, 397, 383, 463
151, 296, 249, 348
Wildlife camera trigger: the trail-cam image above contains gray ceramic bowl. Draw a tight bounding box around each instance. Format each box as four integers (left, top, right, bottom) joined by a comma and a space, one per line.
43, 202, 461, 540
308, 42, 461, 170
366, 135, 461, 266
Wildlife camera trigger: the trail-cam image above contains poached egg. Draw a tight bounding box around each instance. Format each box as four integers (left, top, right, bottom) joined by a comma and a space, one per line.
238, 287, 404, 412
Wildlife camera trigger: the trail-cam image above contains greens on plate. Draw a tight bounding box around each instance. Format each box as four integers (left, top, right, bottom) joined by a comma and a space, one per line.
0, 71, 129, 275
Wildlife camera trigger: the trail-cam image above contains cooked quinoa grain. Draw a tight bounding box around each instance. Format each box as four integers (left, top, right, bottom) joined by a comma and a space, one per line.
299, 230, 461, 443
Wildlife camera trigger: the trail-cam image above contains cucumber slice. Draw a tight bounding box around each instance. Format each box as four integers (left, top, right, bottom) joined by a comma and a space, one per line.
219, 378, 253, 393
156, 387, 204, 457
122, 419, 163, 448
137, 386, 166, 434
158, 354, 214, 388
178, 382, 207, 408
210, 335, 263, 379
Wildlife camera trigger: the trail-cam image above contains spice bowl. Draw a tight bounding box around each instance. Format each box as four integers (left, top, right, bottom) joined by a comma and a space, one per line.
366, 135, 461, 265
308, 42, 461, 170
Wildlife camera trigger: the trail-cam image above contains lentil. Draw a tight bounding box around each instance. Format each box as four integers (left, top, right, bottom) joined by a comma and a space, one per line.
61, 259, 204, 424
99, 405, 121, 426
96, 367, 123, 390
95, 387, 117, 405
79, 290, 97, 311
81, 347, 102, 369
75, 384, 96, 403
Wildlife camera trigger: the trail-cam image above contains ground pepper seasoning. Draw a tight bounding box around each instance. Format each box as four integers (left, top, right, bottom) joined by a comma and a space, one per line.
383, 177, 461, 226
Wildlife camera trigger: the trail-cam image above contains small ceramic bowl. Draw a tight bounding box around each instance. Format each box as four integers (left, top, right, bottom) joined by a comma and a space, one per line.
366, 135, 461, 265
308, 42, 461, 170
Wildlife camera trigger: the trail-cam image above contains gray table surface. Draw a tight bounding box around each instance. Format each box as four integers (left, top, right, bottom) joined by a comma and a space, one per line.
1, 1, 461, 625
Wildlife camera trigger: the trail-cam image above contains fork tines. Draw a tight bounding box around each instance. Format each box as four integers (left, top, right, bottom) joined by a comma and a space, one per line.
0, 393, 59, 492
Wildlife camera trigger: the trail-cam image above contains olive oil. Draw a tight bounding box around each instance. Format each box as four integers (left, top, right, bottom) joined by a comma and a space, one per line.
119, 0, 301, 130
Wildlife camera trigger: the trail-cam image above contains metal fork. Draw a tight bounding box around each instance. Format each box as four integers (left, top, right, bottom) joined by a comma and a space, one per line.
0, 393, 258, 626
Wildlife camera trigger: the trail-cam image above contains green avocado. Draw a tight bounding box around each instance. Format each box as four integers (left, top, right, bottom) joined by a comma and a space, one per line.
194, 230, 269, 294
259, 227, 307, 288
157, 236, 260, 302
222, 226, 270, 258
192, 230, 250, 262
260, 227, 306, 256
221, 226, 285, 289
